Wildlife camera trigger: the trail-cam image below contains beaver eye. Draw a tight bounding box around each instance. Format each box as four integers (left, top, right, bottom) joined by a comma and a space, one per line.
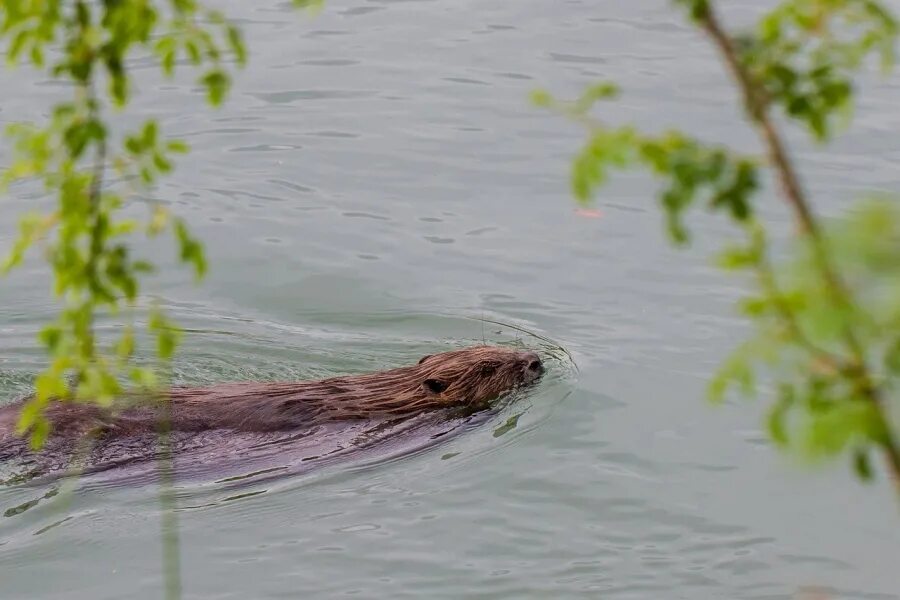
480, 364, 496, 376
423, 379, 448, 394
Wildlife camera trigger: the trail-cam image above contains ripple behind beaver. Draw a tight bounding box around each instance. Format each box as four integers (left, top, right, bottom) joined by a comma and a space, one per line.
0, 345, 544, 469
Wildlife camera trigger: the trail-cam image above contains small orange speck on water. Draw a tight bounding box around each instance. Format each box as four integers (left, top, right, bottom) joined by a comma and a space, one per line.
796, 586, 831, 600
575, 208, 603, 218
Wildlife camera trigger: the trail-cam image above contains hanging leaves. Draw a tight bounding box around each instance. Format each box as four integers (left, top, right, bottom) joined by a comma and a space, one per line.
0, 0, 253, 447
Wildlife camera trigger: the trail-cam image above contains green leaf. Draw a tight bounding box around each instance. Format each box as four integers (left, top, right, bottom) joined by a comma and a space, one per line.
716, 245, 759, 270
28, 417, 51, 450
573, 82, 619, 113
125, 136, 142, 155
148, 208, 169, 237
676, 0, 709, 21
708, 341, 759, 404
767, 385, 794, 446
17, 398, 44, 437
185, 38, 202, 65
34, 371, 68, 403
116, 327, 135, 359
133, 260, 156, 274
149, 308, 182, 361
529, 89, 553, 108
155, 36, 178, 76
142, 120, 159, 148
38, 325, 63, 352
109, 70, 128, 106
226, 24, 247, 66
738, 296, 771, 317
29, 44, 44, 68
200, 69, 230, 106
153, 152, 173, 174
166, 139, 190, 154
173, 218, 208, 279
852, 448, 874, 482
293, 0, 325, 12
131, 366, 159, 390
157, 329, 176, 360
802, 401, 883, 459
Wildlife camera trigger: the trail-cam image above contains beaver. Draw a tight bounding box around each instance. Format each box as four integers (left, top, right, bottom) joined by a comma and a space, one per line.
0, 345, 543, 476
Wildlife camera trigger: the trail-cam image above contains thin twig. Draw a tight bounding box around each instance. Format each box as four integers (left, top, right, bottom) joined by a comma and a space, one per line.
754, 239, 847, 375
156, 383, 182, 600
74, 6, 185, 594
82, 79, 105, 363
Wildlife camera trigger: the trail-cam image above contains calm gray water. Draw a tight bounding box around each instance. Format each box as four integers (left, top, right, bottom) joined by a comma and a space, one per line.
1, 1, 899, 598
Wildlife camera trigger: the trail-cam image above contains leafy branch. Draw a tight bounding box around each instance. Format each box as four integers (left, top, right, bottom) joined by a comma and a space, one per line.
0, 0, 233, 448
694, 0, 900, 491
2, 1, 321, 597
538, 0, 900, 497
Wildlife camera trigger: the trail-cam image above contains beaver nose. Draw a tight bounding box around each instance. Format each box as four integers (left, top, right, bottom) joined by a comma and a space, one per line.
523, 352, 543, 374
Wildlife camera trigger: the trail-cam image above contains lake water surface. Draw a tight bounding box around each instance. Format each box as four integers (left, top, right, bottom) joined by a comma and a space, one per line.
1, 1, 899, 598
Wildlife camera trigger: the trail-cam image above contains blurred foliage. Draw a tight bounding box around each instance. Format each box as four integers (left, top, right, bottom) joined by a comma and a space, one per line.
735, 0, 896, 140
0, 0, 318, 448
711, 203, 900, 469
533, 83, 759, 245
537, 0, 900, 491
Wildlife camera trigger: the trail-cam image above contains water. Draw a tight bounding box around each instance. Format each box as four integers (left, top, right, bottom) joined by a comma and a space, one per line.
2, 0, 899, 598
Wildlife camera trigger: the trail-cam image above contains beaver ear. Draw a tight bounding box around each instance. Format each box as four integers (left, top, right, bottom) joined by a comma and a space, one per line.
417, 354, 433, 365
422, 378, 448, 394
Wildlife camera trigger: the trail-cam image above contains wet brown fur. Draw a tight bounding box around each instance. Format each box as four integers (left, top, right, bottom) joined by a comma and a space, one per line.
1, 345, 543, 451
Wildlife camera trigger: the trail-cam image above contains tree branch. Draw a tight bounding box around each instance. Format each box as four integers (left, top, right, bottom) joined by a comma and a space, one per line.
695, 1, 900, 495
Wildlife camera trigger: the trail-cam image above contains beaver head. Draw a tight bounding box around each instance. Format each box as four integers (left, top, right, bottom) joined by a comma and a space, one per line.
413, 345, 544, 407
